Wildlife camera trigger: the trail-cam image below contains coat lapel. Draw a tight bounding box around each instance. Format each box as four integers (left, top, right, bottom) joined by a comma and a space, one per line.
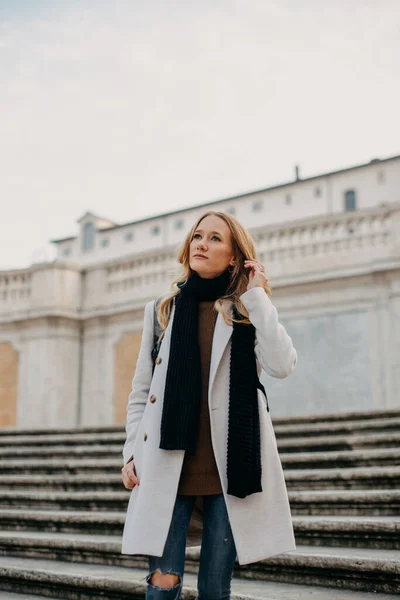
208, 308, 233, 398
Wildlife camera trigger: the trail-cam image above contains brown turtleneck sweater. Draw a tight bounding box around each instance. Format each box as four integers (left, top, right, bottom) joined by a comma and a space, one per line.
177, 300, 223, 495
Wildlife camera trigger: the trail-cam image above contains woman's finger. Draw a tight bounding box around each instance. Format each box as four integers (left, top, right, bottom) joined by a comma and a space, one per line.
245, 259, 265, 266
123, 477, 134, 490
244, 259, 269, 290
245, 261, 268, 277
244, 259, 266, 271
122, 474, 136, 490
128, 467, 140, 486
121, 462, 140, 489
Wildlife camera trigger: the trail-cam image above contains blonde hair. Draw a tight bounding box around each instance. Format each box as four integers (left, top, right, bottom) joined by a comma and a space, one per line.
157, 210, 271, 334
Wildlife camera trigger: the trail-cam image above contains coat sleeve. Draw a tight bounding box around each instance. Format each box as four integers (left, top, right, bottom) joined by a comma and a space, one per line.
239, 287, 297, 379
122, 299, 155, 465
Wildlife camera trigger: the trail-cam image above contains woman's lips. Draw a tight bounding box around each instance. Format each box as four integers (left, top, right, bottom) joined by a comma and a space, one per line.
193, 255, 208, 259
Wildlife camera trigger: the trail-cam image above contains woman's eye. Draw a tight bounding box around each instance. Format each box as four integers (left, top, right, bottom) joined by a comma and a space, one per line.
192, 233, 220, 241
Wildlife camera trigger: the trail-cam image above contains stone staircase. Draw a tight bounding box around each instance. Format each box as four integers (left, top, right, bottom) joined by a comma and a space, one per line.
0, 408, 399, 599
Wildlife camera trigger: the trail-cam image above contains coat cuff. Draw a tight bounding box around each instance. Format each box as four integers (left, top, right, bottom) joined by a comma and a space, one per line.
123, 443, 135, 466
239, 286, 270, 311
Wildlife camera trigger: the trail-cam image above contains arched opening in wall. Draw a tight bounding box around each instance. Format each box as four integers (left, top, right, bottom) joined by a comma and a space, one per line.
113, 331, 143, 425
0, 342, 18, 427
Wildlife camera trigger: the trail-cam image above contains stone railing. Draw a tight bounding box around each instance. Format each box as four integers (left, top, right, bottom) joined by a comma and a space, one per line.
0, 269, 32, 315
81, 203, 400, 316
253, 203, 400, 284
105, 249, 178, 294
1, 203, 400, 322
82, 248, 181, 316
0, 262, 81, 324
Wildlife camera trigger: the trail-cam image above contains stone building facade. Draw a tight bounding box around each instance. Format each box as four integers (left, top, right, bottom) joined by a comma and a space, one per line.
1, 154, 400, 428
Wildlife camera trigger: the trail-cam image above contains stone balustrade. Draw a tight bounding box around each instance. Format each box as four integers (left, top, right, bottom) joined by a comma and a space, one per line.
1, 202, 400, 322
90, 203, 400, 313
253, 203, 399, 284
0, 262, 81, 323
0, 269, 32, 309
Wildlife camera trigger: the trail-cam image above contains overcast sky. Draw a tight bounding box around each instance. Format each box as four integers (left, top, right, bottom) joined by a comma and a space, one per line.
1, 0, 399, 269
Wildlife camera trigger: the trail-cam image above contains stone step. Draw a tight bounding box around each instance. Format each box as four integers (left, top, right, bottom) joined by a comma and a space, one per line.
0, 509, 124, 536
0, 473, 124, 493
0, 425, 123, 438
281, 447, 400, 469
0, 490, 130, 512
0, 489, 398, 516
273, 417, 400, 439
0, 432, 125, 448
231, 544, 400, 594
2, 431, 400, 459
271, 407, 400, 426
0, 407, 399, 436
0, 413, 399, 446
292, 515, 400, 549
1, 512, 399, 549
0, 545, 399, 595
0, 447, 399, 475
0, 594, 60, 600
278, 431, 400, 452
1, 443, 123, 458
0, 589, 393, 600
289, 489, 400, 516
284, 465, 400, 490
1, 465, 399, 493
0, 457, 135, 476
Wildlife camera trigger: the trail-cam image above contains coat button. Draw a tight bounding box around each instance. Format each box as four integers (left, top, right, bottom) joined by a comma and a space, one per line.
144, 433, 148, 441
156, 357, 162, 365
150, 395, 156, 403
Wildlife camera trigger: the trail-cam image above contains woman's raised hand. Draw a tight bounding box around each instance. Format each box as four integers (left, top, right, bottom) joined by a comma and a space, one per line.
244, 259, 268, 291
121, 458, 140, 490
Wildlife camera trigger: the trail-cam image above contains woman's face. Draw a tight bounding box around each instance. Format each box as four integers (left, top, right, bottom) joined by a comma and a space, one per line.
189, 215, 235, 279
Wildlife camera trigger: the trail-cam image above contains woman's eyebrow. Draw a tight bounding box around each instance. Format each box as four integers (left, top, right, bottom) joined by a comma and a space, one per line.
194, 229, 223, 237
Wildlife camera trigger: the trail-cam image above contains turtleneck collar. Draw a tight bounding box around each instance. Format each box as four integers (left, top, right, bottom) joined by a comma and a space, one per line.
177, 267, 231, 302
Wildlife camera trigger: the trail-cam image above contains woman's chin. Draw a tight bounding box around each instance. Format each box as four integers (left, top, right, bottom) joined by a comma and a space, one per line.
192, 267, 207, 276
190, 264, 211, 278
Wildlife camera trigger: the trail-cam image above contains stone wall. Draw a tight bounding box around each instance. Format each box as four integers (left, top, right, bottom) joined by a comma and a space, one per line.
0, 342, 18, 427
263, 310, 372, 417
114, 330, 143, 425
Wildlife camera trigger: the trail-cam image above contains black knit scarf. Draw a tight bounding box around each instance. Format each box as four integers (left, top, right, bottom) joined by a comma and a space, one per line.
159, 267, 263, 499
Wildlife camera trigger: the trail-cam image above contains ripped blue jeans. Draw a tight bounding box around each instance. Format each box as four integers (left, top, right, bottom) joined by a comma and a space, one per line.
146, 494, 237, 600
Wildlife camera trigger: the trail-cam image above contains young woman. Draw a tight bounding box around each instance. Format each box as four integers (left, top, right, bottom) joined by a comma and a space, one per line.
121, 210, 298, 600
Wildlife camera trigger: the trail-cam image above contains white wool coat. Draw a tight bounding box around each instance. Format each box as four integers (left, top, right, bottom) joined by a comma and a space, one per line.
121, 286, 298, 565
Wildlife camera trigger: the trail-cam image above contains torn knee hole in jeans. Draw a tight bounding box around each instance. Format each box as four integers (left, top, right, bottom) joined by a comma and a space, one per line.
147, 569, 181, 590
